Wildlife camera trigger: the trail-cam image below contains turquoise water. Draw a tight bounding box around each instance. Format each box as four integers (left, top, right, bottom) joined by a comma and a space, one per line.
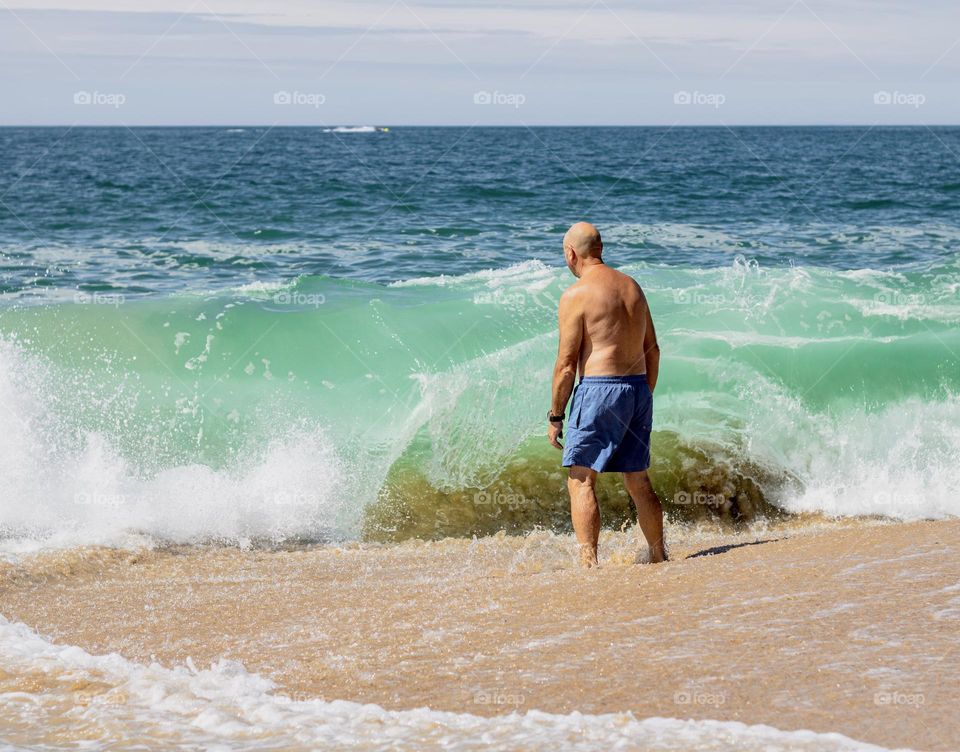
1, 127, 958, 545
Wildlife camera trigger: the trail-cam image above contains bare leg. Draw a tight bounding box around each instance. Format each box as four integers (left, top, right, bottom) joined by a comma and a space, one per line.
623, 471, 667, 563
567, 465, 600, 568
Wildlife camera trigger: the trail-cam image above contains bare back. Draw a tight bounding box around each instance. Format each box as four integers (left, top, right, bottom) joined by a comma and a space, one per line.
563, 265, 652, 378
550, 222, 666, 568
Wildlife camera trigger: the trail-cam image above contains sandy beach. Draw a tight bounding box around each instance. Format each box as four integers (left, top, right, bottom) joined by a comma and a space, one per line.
5, 0, 960, 746
2, 517, 957, 751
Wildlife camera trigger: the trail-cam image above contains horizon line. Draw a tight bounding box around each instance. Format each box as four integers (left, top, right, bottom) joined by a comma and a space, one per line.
1, 123, 958, 128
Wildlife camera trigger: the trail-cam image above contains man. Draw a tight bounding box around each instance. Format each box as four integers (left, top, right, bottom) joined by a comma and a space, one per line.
547, 222, 665, 568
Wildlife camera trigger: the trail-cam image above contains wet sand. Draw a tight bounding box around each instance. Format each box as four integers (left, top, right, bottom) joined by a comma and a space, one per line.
2, 518, 957, 751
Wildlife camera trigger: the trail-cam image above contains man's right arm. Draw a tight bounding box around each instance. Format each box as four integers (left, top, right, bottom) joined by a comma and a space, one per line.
548, 291, 583, 449
643, 300, 660, 393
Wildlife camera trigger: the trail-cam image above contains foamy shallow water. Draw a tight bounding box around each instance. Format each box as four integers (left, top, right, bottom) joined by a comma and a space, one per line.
0, 617, 907, 751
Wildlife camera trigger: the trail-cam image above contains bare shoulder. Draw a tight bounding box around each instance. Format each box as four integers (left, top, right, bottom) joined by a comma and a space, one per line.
608, 267, 646, 300
559, 280, 586, 307
610, 266, 641, 287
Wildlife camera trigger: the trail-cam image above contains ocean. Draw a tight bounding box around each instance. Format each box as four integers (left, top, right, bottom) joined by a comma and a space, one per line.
1, 126, 958, 750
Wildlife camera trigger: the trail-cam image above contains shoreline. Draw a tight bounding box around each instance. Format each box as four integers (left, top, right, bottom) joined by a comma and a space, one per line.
1, 518, 957, 751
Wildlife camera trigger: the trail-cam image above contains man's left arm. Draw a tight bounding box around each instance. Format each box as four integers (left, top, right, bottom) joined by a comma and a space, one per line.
548, 292, 583, 449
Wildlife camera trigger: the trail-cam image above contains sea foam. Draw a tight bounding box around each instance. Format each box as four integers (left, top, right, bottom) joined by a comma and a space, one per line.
0, 615, 905, 751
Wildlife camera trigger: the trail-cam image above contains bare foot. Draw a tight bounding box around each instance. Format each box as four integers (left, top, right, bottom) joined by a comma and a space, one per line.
633, 546, 670, 564
649, 545, 668, 564
633, 547, 668, 565
578, 544, 599, 568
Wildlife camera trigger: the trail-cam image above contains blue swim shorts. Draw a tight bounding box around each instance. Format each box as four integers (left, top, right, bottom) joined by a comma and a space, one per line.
561, 375, 653, 473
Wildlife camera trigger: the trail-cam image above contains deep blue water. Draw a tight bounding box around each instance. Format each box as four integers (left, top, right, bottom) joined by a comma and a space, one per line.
1, 126, 959, 300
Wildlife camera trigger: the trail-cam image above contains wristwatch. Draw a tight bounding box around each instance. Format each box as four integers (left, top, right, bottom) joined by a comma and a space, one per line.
547, 411, 564, 423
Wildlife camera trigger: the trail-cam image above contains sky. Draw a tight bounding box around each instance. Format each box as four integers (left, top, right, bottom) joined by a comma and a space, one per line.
1, 0, 958, 125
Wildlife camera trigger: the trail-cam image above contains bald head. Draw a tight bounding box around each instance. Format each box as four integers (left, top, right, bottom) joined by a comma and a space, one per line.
563, 222, 603, 258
